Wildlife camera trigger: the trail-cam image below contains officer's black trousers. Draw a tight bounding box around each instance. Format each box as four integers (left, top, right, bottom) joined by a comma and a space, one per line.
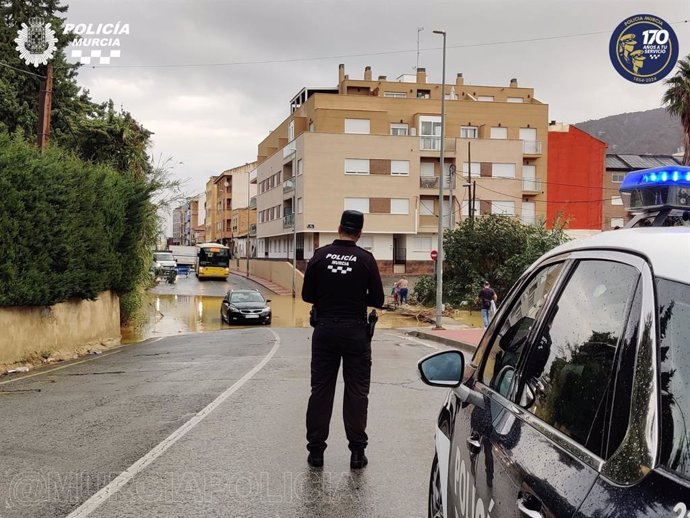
306, 322, 371, 453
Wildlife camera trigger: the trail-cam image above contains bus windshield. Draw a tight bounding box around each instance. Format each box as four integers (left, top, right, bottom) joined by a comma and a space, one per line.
198, 247, 230, 266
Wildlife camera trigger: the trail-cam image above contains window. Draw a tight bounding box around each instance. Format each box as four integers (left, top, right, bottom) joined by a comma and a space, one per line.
490, 127, 508, 139
658, 279, 690, 478
611, 173, 625, 183
507, 97, 524, 103
344, 197, 369, 213
384, 91, 406, 98
413, 236, 433, 251
345, 118, 370, 134
491, 201, 515, 216
611, 196, 623, 206
288, 120, 295, 141
420, 117, 442, 150
417, 89, 431, 99
460, 126, 478, 139
462, 162, 480, 177
390, 123, 409, 136
492, 163, 516, 178
358, 235, 374, 251
477, 95, 494, 102
344, 159, 370, 175
391, 160, 410, 176
610, 218, 624, 228
522, 260, 640, 457
391, 198, 410, 214
419, 199, 434, 216
420, 161, 435, 177
297, 159, 303, 175
482, 262, 564, 393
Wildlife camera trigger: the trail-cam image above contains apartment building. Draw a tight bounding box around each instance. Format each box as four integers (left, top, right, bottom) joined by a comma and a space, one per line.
205, 162, 257, 246
180, 193, 206, 245
171, 206, 184, 245
255, 65, 549, 274
604, 153, 682, 229
547, 123, 607, 230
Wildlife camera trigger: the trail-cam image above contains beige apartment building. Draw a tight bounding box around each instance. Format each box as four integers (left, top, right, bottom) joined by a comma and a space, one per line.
205, 162, 257, 246
255, 65, 548, 274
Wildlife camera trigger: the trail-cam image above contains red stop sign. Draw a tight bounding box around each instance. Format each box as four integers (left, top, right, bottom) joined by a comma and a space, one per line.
430, 249, 438, 261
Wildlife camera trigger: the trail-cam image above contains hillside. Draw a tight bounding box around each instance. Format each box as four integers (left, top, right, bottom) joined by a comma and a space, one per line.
575, 108, 684, 155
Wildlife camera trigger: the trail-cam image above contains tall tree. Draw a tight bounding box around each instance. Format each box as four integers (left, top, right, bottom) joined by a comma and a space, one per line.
663, 54, 690, 165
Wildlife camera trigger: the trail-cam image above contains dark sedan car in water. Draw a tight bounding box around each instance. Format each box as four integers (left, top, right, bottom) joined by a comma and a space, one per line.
220, 289, 271, 325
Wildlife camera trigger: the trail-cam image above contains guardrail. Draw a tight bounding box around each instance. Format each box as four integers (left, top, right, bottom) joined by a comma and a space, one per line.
283, 213, 294, 228
522, 141, 542, 154
283, 178, 295, 193
522, 178, 542, 192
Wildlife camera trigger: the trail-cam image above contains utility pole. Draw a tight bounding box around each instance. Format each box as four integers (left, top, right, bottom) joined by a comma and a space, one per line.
416, 27, 424, 70
246, 172, 250, 278
37, 64, 53, 152
433, 29, 446, 330
291, 156, 297, 299
467, 141, 473, 222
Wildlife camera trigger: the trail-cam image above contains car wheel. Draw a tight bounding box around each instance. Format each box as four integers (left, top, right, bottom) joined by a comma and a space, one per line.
220, 311, 226, 324
428, 454, 443, 518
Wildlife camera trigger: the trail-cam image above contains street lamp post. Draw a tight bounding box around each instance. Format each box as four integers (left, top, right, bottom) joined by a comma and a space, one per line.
433, 29, 446, 330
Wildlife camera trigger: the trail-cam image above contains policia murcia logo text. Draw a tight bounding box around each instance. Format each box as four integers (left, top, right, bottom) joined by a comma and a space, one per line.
609, 14, 679, 84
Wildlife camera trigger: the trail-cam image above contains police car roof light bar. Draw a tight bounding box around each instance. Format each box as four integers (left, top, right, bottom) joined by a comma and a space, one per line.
620, 166, 690, 191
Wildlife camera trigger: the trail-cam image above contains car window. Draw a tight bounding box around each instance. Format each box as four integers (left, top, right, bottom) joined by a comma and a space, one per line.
658, 279, 690, 479
481, 262, 564, 395
521, 260, 640, 458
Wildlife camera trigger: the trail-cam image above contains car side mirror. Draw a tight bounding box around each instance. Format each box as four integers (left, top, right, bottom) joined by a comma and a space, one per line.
266, 299, 271, 303
417, 350, 464, 388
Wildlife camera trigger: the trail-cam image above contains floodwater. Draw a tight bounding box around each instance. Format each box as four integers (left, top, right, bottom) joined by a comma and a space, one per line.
121, 291, 482, 344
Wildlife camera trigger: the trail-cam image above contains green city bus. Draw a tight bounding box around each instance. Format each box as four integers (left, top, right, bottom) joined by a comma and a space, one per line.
196, 243, 231, 280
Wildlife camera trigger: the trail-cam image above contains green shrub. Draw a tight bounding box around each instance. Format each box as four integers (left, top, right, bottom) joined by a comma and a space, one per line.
412, 274, 436, 306
0, 133, 155, 312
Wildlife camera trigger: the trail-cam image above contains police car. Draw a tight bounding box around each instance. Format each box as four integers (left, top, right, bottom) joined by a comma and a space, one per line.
418, 166, 690, 518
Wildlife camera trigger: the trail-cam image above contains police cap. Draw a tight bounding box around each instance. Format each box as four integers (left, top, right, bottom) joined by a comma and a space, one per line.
340, 210, 364, 232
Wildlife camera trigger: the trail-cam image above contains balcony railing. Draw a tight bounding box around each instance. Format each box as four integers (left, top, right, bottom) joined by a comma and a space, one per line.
522, 178, 542, 193
419, 137, 457, 152
419, 176, 456, 189
522, 140, 543, 154
283, 213, 294, 228
282, 141, 296, 159
283, 178, 295, 193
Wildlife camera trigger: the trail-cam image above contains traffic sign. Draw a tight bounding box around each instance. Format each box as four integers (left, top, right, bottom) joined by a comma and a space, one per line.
430, 249, 438, 261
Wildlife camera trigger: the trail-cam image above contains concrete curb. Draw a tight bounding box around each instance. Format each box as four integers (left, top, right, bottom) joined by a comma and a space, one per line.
405, 330, 478, 356
229, 271, 292, 296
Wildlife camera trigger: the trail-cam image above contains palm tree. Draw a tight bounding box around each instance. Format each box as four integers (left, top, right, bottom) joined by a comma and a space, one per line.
663, 54, 690, 165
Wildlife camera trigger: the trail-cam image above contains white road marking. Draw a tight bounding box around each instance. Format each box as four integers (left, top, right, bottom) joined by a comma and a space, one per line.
382, 332, 442, 350
65, 329, 282, 518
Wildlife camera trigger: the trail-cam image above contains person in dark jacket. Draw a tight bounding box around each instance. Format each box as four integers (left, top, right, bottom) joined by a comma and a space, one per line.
302, 210, 384, 469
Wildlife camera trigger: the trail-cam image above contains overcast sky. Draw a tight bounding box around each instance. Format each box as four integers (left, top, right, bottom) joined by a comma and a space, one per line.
63, 0, 689, 202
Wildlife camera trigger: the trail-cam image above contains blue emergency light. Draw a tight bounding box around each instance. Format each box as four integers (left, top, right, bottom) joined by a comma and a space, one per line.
620, 166, 690, 212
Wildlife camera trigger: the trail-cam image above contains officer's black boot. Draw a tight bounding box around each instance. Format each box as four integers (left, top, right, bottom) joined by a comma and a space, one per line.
307, 452, 324, 468
350, 449, 368, 469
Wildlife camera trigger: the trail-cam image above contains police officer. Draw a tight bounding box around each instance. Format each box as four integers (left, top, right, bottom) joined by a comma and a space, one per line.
302, 210, 384, 469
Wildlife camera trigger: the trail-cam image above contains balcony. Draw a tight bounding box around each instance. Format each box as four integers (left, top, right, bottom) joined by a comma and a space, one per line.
419, 176, 455, 189
419, 137, 457, 152
283, 178, 295, 193
522, 140, 543, 155
282, 141, 296, 159
522, 178, 542, 193
283, 213, 294, 228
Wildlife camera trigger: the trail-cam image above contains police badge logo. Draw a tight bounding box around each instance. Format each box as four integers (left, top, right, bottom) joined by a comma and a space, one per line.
14, 17, 58, 67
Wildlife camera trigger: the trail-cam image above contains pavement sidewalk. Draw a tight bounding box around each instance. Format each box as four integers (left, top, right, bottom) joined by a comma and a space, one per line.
406, 324, 484, 355
229, 271, 293, 296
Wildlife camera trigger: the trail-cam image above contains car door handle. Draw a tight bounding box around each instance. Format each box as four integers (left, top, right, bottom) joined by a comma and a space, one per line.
516, 496, 544, 518
466, 436, 481, 454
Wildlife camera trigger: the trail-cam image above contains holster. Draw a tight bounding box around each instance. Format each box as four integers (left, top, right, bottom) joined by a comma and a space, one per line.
366, 309, 378, 339
309, 306, 318, 327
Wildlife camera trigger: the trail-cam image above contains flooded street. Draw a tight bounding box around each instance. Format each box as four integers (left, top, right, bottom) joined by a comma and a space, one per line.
122, 274, 481, 342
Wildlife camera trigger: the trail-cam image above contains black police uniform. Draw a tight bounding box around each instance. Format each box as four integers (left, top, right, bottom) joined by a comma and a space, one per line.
302, 212, 384, 457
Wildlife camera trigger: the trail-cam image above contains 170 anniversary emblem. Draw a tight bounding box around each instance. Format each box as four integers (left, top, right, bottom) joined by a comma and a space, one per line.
609, 14, 679, 84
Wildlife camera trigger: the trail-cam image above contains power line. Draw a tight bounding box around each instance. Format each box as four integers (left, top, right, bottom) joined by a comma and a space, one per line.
0, 61, 46, 79
63, 20, 688, 70
475, 182, 618, 204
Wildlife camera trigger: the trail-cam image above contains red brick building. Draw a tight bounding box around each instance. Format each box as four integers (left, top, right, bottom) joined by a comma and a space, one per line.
547, 124, 607, 230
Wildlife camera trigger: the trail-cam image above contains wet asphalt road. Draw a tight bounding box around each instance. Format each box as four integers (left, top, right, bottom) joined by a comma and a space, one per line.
0, 326, 450, 517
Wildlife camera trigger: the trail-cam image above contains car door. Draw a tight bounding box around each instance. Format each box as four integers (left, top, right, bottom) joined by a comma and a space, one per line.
448, 254, 643, 518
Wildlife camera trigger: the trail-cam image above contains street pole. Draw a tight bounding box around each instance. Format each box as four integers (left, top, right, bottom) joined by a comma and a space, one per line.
433, 29, 446, 330
246, 172, 250, 278
467, 141, 473, 222
292, 156, 297, 299
449, 163, 455, 228
37, 64, 53, 152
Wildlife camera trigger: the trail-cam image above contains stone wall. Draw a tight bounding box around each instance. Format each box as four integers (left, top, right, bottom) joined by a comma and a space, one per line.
0, 291, 120, 365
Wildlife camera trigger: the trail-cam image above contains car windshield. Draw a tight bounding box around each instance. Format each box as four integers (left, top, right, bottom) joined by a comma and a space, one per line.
658, 279, 690, 478
230, 292, 265, 304
154, 253, 174, 262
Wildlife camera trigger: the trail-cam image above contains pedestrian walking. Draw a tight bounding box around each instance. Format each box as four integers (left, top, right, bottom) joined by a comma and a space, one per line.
395, 275, 409, 304
302, 210, 385, 469
478, 280, 497, 329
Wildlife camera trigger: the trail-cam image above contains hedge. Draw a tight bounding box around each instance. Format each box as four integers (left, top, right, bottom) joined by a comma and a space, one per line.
0, 132, 154, 307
